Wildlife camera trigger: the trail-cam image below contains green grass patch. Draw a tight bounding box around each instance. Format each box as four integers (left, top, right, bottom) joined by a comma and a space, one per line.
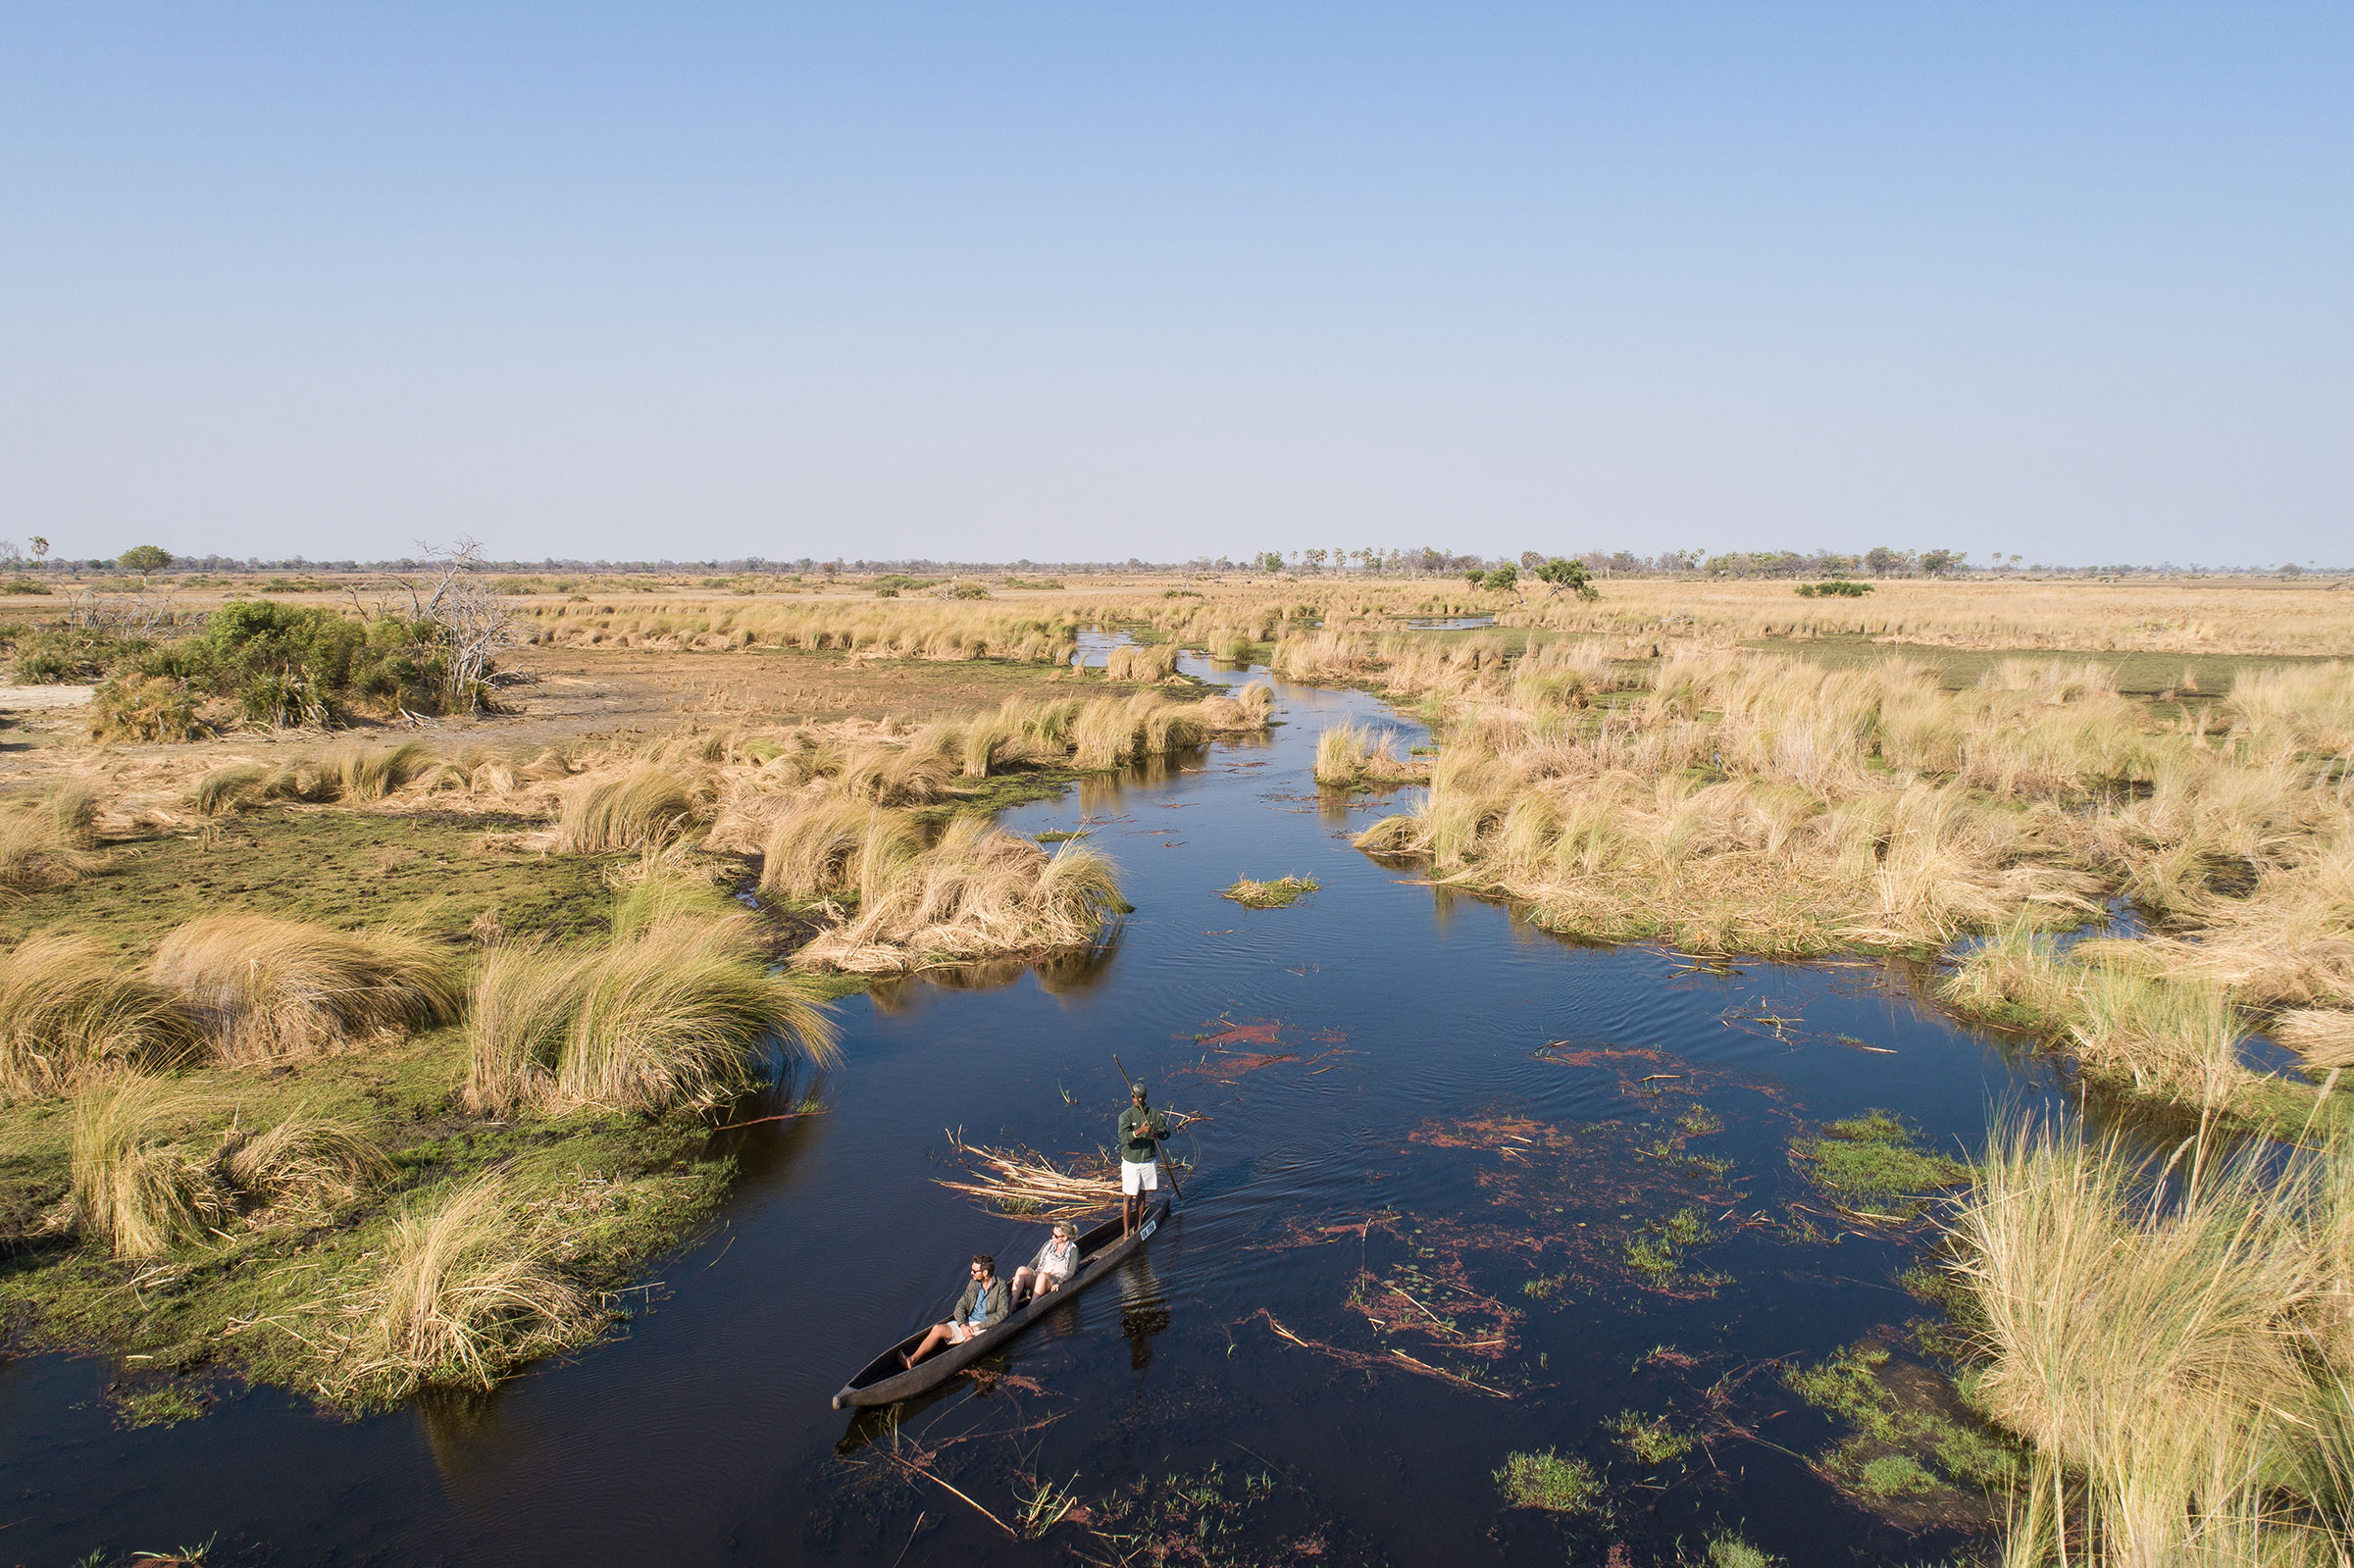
1220, 874, 1319, 908
1792, 1110, 1971, 1206
1782, 1340, 2019, 1512
1493, 1448, 1601, 1513
1605, 1408, 1695, 1465
0, 810, 617, 959
1623, 1205, 1728, 1292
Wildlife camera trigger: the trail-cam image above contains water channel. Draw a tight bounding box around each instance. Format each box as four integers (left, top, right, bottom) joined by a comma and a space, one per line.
3, 664, 2068, 1566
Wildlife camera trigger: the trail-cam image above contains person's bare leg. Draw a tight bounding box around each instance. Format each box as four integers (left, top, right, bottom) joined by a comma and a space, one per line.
902, 1323, 952, 1368
1010, 1266, 1038, 1304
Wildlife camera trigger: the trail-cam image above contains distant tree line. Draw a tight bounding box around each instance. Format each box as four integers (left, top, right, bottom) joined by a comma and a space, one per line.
0, 539, 2334, 579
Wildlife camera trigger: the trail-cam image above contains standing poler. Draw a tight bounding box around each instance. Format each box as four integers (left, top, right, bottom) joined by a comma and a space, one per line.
1117, 1082, 1170, 1235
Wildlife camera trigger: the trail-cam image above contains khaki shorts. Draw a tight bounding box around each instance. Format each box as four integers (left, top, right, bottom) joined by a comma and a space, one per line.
1121, 1158, 1158, 1195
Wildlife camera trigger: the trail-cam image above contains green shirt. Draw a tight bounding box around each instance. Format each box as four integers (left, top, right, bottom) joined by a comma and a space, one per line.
1117, 1104, 1168, 1162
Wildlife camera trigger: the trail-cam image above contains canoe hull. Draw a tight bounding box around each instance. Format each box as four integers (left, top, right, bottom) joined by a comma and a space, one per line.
832, 1196, 1172, 1409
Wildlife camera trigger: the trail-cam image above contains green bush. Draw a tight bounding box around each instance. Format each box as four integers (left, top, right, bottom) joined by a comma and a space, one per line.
91, 602, 470, 733
1794, 580, 1873, 598
10, 626, 151, 683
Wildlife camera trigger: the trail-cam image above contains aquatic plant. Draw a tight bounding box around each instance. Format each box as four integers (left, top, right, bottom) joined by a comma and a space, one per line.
150, 915, 463, 1063
1606, 1408, 1695, 1465
1492, 1448, 1601, 1513
0, 935, 204, 1099
1792, 1111, 1972, 1204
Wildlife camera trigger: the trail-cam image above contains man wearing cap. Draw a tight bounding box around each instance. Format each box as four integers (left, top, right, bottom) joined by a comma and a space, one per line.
1117, 1083, 1170, 1236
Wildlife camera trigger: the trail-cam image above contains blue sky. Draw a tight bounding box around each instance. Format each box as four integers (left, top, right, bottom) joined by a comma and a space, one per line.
2, 5, 2346, 566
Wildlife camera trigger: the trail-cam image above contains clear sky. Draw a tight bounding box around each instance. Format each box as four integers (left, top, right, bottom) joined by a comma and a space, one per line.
3, 5, 2346, 567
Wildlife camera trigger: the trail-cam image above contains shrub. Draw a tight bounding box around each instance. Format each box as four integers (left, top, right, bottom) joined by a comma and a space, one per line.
89, 674, 206, 740
1795, 580, 1873, 597
150, 916, 463, 1063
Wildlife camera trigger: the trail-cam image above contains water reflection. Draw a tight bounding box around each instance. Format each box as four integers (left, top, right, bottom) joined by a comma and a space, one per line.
1115, 1256, 1172, 1371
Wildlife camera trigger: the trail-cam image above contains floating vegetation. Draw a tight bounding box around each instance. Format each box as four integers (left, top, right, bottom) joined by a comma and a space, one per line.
1605, 1407, 1696, 1465
1220, 874, 1319, 908
1792, 1110, 1971, 1213
1780, 1340, 2014, 1523
1492, 1448, 1601, 1514
1623, 1207, 1730, 1296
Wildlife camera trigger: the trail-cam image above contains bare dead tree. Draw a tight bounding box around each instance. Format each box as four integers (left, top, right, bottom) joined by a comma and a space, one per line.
413, 538, 518, 709
62, 586, 192, 639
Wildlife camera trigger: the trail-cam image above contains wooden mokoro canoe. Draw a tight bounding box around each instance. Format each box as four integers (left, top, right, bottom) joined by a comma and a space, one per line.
831, 1196, 1173, 1409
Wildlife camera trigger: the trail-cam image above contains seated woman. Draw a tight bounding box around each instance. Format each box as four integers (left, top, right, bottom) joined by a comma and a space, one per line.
901, 1254, 1009, 1368
1011, 1222, 1079, 1304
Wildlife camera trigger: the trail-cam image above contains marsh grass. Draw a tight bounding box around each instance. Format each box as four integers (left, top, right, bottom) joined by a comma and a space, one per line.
331, 1173, 591, 1400
796, 818, 1125, 973
1312, 722, 1425, 788
0, 783, 101, 889
150, 915, 464, 1063
556, 765, 699, 852
1606, 1408, 1696, 1465
1946, 1116, 2354, 1561
0, 935, 204, 1099
1221, 874, 1319, 908
69, 1081, 228, 1258
217, 1113, 390, 1218
467, 877, 837, 1116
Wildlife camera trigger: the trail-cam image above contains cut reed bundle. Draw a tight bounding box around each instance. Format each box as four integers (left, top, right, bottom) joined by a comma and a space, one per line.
934, 1140, 1120, 1219
151, 915, 464, 1063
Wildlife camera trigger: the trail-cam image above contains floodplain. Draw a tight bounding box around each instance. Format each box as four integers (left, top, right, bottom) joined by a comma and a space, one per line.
2, 572, 2350, 1565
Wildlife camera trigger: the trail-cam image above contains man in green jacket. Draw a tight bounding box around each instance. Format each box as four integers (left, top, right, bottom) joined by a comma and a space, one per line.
1118, 1083, 1170, 1236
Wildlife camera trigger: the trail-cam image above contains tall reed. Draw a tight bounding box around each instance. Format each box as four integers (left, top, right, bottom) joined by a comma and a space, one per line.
0, 935, 204, 1099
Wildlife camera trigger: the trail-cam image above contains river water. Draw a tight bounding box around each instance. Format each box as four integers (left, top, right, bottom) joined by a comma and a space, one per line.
3, 666, 2065, 1566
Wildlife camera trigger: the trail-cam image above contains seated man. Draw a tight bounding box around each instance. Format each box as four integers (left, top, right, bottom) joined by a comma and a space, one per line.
1011, 1222, 1079, 1304
902, 1254, 1010, 1368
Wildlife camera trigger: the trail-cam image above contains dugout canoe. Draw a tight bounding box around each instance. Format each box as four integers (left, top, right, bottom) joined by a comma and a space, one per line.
831, 1195, 1173, 1409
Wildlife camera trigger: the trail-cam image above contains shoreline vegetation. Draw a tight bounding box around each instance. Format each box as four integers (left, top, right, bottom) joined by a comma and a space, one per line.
0, 626, 1273, 1412
1283, 599, 2354, 1562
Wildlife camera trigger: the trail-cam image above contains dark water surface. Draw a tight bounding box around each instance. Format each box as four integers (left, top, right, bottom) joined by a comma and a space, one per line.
4, 670, 2065, 1566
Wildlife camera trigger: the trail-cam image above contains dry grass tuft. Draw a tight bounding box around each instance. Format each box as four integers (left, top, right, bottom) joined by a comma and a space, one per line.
69, 1080, 228, 1258
555, 765, 700, 852
0, 935, 204, 1099
151, 915, 464, 1063
331, 1173, 591, 1400
1221, 874, 1319, 908
219, 1113, 391, 1216
466, 878, 838, 1116
0, 783, 102, 888
1312, 722, 1424, 787
796, 817, 1125, 973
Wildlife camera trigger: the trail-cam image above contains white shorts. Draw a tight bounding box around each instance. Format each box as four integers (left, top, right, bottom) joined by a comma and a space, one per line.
1121, 1158, 1158, 1195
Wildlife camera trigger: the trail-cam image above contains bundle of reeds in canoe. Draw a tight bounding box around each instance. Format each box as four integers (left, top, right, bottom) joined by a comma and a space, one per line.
934, 1136, 1120, 1219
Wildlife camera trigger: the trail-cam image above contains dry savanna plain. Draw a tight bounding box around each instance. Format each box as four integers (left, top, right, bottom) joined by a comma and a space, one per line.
4, 569, 2354, 1564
